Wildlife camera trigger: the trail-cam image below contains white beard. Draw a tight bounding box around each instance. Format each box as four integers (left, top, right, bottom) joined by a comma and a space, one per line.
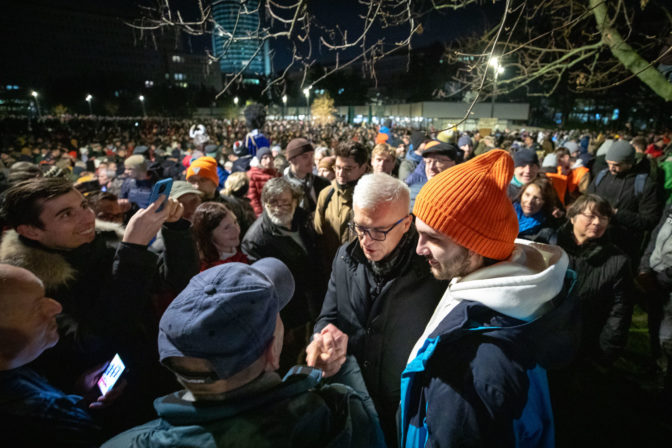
265, 203, 296, 229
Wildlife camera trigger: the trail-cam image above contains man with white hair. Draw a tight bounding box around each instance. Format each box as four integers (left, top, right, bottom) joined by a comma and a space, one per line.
306, 173, 447, 446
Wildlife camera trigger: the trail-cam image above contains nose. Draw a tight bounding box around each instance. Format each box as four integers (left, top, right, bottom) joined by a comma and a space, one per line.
44, 298, 63, 316
416, 235, 429, 256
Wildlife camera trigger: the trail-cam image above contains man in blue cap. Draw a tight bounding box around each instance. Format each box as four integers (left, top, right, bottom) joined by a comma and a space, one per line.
103, 258, 385, 448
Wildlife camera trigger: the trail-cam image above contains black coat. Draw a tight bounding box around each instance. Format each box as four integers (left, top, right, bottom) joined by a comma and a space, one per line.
536, 222, 633, 360
314, 227, 447, 443
587, 166, 662, 261
241, 207, 326, 327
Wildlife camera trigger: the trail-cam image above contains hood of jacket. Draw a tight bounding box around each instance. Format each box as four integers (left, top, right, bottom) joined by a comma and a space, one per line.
0, 220, 124, 291
452, 238, 568, 321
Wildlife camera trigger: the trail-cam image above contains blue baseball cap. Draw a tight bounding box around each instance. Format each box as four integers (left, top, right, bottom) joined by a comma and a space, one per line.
158, 258, 295, 379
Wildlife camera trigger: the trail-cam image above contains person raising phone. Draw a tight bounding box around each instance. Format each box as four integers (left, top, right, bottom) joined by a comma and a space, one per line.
0, 264, 125, 447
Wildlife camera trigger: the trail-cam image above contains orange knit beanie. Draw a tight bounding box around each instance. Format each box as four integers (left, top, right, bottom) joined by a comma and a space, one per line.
413, 149, 518, 260
187, 156, 220, 187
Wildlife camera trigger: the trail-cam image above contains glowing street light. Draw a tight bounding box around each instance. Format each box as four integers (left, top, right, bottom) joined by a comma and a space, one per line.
488, 57, 505, 118
138, 95, 146, 117
31, 90, 42, 118
85, 94, 93, 115
281, 94, 287, 118
233, 96, 239, 106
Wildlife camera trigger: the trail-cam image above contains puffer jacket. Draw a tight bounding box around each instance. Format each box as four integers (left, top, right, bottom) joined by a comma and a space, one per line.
246, 166, 279, 216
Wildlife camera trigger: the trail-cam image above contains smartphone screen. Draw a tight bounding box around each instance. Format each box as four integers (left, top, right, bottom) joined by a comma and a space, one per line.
97, 354, 125, 395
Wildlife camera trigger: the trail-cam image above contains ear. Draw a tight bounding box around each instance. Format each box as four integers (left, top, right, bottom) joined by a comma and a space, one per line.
402, 214, 412, 233
264, 336, 281, 372
16, 224, 42, 242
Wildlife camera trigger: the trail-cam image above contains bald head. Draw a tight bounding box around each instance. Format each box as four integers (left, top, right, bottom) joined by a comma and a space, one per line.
0, 264, 62, 370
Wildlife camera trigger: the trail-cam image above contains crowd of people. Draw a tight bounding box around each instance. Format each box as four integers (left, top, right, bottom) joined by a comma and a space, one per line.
0, 108, 671, 447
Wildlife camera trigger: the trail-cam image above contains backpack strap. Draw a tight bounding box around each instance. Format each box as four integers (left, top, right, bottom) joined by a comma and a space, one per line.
594, 168, 608, 187
319, 187, 336, 217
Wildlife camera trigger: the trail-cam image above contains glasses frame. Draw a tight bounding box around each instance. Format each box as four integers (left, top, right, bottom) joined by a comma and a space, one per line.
578, 212, 609, 223
348, 214, 410, 242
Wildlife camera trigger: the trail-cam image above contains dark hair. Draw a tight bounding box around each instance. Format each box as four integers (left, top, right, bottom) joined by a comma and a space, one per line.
2, 177, 75, 229
334, 141, 369, 166
631, 136, 647, 152
192, 202, 236, 263
567, 194, 614, 220
555, 148, 570, 158
515, 176, 560, 217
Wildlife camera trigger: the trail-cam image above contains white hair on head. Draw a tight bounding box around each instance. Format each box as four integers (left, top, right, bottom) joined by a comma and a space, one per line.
353, 173, 410, 211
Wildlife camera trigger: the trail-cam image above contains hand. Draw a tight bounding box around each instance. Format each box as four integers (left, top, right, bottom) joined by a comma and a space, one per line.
89, 378, 127, 410
122, 195, 182, 245
305, 324, 348, 378
551, 207, 565, 219
117, 198, 131, 213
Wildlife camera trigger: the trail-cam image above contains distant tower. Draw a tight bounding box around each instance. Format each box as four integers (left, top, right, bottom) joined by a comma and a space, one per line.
212, 0, 266, 75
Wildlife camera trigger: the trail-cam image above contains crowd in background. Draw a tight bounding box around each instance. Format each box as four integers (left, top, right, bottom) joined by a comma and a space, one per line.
1, 109, 671, 447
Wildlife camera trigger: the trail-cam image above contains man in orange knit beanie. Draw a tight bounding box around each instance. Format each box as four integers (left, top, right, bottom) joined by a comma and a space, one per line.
399, 149, 579, 448
187, 156, 222, 202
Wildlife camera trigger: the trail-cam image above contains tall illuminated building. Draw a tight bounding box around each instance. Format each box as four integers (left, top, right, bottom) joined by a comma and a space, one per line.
212, 0, 269, 76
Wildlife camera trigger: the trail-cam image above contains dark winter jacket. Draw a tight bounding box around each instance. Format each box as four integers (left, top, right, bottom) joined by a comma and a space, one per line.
102, 369, 386, 448
284, 170, 331, 214
587, 166, 662, 261
401, 241, 579, 448
314, 226, 447, 444
536, 222, 633, 359
0, 220, 199, 392
242, 207, 326, 327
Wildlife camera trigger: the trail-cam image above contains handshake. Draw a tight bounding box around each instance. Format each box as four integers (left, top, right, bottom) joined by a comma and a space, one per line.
305, 324, 348, 378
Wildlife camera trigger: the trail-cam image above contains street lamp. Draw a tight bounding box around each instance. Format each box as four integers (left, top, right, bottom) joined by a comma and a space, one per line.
138, 95, 146, 117
488, 57, 505, 119
282, 94, 287, 118
85, 94, 93, 115
303, 87, 310, 118
233, 96, 239, 106
31, 90, 42, 119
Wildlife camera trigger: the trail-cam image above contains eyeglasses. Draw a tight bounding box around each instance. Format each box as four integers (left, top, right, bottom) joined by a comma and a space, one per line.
348, 215, 409, 241
579, 213, 608, 223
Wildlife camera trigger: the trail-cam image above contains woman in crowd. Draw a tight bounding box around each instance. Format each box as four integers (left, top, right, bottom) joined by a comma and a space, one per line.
513, 176, 562, 239
221, 171, 256, 237
536, 194, 633, 361
192, 202, 248, 271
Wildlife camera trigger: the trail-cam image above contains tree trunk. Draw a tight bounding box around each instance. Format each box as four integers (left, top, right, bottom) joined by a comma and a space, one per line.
590, 0, 672, 101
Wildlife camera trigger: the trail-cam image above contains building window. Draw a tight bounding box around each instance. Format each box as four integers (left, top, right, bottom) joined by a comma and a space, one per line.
179, 82, 188, 88
145, 80, 154, 88
172, 55, 184, 63
174, 73, 185, 81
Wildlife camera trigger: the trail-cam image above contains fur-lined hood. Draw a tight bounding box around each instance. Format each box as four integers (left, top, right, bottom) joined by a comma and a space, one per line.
0, 220, 125, 291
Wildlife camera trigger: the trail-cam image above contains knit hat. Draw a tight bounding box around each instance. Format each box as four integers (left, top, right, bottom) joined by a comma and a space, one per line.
285, 138, 314, 160
187, 156, 220, 187
512, 149, 539, 167
542, 153, 558, 169
413, 149, 518, 260
256, 147, 272, 161
606, 141, 636, 163
124, 154, 147, 170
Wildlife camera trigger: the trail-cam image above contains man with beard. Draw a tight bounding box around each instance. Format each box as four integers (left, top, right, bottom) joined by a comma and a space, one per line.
314, 142, 368, 272
306, 173, 446, 446
398, 150, 579, 447
241, 178, 324, 371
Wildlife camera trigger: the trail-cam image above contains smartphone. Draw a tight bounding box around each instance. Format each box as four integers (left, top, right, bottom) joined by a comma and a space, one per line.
97, 354, 126, 395
147, 178, 173, 212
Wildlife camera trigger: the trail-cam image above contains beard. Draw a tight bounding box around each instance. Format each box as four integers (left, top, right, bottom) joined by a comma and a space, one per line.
266, 203, 296, 229
429, 245, 473, 281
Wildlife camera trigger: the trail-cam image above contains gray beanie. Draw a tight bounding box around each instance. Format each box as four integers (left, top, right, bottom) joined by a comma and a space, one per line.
606, 141, 635, 163
542, 153, 558, 169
